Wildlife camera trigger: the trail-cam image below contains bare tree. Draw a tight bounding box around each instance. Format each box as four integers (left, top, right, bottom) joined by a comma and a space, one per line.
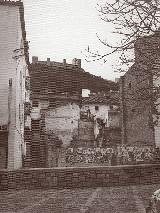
120, 33, 160, 127
85, 0, 160, 131
85, 0, 160, 72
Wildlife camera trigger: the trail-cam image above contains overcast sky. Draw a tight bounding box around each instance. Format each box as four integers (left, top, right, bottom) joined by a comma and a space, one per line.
23, 0, 122, 81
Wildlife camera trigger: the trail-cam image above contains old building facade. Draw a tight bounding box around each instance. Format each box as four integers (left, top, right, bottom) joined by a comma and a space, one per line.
0, 1, 29, 169
81, 92, 121, 147
120, 31, 160, 147
27, 57, 118, 167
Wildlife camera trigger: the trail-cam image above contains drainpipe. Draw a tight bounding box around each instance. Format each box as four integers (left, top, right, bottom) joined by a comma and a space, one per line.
7, 78, 13, 169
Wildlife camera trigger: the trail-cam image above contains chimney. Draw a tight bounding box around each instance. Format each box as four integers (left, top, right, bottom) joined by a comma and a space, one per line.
77, 59, 81, 68
72, 58, 81, 68
72, 58, 76, 66
47, 58, 50, 65
63, 59, 66, 65
32, 56, 38, 64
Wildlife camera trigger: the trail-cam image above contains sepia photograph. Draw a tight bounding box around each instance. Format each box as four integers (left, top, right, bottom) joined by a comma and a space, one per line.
0, 0, 160, 212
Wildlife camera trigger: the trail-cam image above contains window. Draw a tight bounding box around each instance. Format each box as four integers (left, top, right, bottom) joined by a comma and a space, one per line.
95, 106, 99, 111
9, 78, 12, 87
128, 82, 131, 89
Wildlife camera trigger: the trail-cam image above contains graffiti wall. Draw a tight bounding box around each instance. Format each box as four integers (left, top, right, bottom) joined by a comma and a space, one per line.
64, 146, 160, 167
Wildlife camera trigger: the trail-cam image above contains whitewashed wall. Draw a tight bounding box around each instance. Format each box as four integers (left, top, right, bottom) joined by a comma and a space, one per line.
45, 103, 80, 147
0, 5, 27, 169
81, 104, 110, 123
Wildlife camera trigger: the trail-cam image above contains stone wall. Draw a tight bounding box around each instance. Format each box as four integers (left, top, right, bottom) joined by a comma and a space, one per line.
108, 111, 121, 128
1, 164, 160, 191
45, 103, 80, 147
78, 120, 95, 146
119, 34, 160, 146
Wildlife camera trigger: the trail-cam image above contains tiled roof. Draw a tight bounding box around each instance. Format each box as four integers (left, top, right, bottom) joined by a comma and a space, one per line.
29, 63, 118, 95
0, 0, 22, 6
32, 60, 115, 85
82, 92, 120, 105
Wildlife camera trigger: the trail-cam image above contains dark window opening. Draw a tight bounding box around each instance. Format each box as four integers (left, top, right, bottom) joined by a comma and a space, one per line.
9, 78, 12, 87
95, 106, 99, 111
128, 82, 131, 89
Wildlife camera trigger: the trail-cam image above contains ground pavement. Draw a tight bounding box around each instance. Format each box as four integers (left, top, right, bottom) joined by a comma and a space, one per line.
0, 184, 160, 213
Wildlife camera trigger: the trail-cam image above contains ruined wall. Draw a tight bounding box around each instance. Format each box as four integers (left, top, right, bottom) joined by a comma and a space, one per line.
120, 68, 154, 145
45, 102, 80, 147
119, 33, 160, 146
108, 111, 120, 128
78, 120, 95, 147
135, 32, 160, 147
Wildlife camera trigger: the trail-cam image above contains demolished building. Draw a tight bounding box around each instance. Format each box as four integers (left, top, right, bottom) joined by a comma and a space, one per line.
81, 92, 121, 147
25, 57, 119, 167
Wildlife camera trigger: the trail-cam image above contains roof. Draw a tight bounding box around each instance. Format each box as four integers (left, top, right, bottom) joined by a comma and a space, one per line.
30, 61, 115, 82
0, 0, 29, 65
82, 92, 120, 105
0, 0, 21, 6
29, 63, 118, 96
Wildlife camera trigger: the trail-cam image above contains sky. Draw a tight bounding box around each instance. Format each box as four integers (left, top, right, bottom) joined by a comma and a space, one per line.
23, 0, 122, 81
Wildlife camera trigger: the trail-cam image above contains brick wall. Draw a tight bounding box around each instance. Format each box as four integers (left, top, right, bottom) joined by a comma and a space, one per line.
1, 164, 160, 191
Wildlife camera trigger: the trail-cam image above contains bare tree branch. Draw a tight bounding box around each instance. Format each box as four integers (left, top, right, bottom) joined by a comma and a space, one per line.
85, 0, 160, 71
